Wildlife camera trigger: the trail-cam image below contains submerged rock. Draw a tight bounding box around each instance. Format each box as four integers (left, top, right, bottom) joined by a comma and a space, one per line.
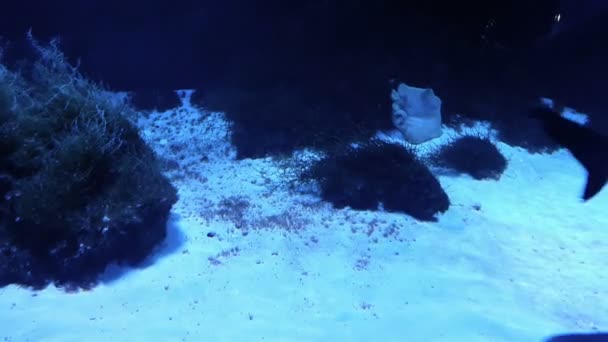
0, 36, 178, 290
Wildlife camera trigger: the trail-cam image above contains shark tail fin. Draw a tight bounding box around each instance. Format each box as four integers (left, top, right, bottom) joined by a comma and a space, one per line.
583, 172, 608, 201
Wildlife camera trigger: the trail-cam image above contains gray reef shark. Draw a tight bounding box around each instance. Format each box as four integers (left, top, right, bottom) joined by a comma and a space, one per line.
531, 105, 607, 201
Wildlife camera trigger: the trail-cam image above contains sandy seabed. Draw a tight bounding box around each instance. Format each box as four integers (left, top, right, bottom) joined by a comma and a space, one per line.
1, 104, 606, 342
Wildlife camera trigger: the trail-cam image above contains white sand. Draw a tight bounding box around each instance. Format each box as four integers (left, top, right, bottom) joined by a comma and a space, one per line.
1, 100, 606, 342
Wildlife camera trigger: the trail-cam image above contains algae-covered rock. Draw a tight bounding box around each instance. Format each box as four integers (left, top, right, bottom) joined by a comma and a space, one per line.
0, 35, 177, 290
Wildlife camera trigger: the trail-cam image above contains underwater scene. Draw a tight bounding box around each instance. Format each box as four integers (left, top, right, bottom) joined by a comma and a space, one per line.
0, 1, 607, 341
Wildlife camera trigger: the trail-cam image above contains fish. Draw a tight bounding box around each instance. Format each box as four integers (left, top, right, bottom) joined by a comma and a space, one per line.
531, 104, 608, 201
548, 0, 608, 39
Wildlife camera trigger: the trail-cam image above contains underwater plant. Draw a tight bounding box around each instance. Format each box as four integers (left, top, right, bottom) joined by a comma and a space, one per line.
301, 140, 450, 221
429, 134, 508, 180
0, 34, 177, 290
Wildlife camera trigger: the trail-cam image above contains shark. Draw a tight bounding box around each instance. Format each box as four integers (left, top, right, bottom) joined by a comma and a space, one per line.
531, 104, 608, 201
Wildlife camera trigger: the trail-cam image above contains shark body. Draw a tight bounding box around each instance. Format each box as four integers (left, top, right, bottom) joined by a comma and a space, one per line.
531, 105, 608, 201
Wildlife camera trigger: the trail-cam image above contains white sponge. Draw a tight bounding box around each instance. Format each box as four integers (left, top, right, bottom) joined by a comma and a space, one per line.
391, 83, 443, 144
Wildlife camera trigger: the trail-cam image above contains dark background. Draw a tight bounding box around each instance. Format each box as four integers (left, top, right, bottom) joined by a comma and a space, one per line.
1, 0, 606, 157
